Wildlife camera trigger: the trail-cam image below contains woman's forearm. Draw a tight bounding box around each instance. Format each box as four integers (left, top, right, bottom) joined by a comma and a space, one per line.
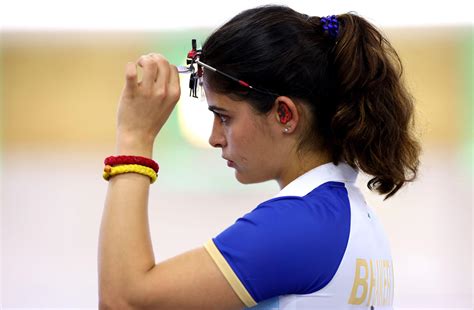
98, 139, 155, 303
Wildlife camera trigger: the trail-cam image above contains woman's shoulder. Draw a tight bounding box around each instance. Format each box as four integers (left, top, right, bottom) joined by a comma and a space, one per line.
255, 181, 351, 215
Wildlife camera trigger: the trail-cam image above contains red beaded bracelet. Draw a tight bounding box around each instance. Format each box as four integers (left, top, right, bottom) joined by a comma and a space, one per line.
104, 155, 159, 173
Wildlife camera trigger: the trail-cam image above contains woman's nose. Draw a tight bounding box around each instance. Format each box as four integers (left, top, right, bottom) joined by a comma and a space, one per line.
208, 121, 226, 148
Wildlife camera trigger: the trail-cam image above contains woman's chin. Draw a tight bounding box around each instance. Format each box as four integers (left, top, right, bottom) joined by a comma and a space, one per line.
234, 170, 267, 184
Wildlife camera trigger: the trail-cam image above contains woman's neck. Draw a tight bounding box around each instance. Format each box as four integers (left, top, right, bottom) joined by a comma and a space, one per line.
277, 149, 332, 190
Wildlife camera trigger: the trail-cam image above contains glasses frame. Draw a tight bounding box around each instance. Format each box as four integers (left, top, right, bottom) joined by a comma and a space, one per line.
179, 40, 280, 98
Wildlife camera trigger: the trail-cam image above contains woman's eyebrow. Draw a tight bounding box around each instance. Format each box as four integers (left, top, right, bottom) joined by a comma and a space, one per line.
208, 106, 229, 113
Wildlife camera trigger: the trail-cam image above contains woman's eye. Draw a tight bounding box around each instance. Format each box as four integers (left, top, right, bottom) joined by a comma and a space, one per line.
219, 115, 229, 123
213, 112, 229, 124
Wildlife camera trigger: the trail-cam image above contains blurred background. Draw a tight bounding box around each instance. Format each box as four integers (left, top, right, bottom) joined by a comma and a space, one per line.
1, 0, 472, 309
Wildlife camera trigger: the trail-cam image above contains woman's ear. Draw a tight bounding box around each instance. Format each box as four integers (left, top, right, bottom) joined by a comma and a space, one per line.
273, 96, 299, 134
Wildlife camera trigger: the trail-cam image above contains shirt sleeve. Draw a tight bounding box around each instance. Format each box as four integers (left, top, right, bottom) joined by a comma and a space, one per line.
204, 183, 351, 307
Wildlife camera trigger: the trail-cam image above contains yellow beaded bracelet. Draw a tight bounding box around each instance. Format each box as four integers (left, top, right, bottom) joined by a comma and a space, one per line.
103, 164, 158, 184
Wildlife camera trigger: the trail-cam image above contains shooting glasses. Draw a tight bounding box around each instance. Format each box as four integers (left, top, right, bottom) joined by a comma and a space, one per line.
177, 39, 279, 99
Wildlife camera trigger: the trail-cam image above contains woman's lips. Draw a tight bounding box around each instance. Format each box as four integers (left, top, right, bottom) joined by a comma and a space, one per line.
223, 155, 235, 167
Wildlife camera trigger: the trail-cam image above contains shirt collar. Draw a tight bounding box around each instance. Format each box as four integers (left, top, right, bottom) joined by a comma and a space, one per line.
274, 161, 358, 198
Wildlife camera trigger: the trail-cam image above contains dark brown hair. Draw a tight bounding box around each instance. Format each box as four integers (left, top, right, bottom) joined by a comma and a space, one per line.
201, 5, 420, 199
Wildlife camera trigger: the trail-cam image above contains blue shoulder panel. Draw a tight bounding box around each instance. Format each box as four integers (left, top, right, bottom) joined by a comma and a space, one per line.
212, 181, 351, 303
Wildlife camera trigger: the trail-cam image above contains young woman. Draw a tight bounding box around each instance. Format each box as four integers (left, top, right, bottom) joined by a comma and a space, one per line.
98, 5, 420, 310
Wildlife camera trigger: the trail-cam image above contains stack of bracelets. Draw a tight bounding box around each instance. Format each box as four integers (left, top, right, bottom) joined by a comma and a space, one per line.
103, 155, 159, 184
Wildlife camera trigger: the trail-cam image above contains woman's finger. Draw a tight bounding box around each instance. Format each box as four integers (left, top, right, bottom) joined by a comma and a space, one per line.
124, 62, 138, 92
168, 65, 181, 102
148, 53, 170, 98
137, 54, 158, 91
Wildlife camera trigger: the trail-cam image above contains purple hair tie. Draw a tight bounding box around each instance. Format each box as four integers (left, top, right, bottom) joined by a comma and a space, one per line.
320, 15, 339, 39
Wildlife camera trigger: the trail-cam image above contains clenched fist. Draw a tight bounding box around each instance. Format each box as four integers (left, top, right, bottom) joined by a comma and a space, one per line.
116, 53, 181, 148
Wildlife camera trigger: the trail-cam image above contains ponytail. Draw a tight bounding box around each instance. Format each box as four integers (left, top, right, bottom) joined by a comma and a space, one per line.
330, 13, 421, 199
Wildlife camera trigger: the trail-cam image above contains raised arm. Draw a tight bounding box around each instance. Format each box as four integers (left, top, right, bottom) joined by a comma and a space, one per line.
98, 53, 245, 309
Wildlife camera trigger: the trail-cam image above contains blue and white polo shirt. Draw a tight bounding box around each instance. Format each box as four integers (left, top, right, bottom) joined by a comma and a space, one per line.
204, 162, 394, 309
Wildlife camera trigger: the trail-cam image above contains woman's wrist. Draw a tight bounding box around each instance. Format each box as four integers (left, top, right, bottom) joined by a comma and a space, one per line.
115, 133, 154, 158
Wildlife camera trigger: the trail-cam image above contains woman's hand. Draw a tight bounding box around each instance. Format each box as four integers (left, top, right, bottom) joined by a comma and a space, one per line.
115, 53, 181, 151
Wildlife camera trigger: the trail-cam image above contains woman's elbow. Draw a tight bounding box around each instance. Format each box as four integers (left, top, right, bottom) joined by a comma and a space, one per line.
99, 289, 136, 310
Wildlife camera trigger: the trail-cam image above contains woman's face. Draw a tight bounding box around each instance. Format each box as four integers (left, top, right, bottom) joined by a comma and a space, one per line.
205, 88, 285, 184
